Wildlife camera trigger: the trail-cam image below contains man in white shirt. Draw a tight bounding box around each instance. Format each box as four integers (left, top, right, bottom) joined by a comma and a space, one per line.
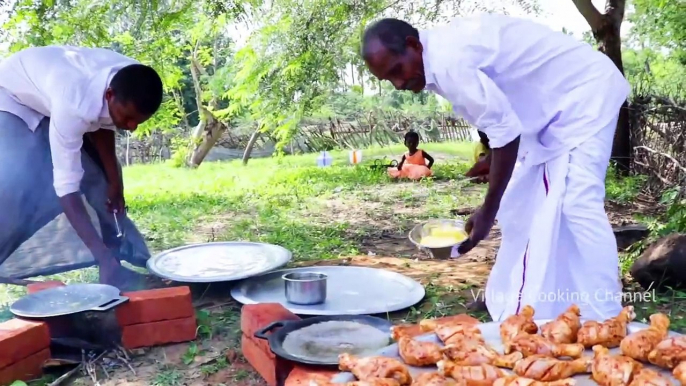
362, 16, 629, 321
0, 46, 163, 289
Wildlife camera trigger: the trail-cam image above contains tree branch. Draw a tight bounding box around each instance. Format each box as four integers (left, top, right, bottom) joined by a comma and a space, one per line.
571, 0, 605, 31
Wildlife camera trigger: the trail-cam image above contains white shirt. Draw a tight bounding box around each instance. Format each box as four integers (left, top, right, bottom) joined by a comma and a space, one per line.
420, 14, 630, 166
0, 46, 138, 197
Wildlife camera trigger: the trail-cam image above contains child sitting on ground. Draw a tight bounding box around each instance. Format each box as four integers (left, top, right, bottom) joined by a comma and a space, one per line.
387, 131, 435, 180
466, 130, 490, 183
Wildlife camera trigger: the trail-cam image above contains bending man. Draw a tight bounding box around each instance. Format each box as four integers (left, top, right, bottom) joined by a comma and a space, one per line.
361, 16, 628, 320
0, 46, 163, 289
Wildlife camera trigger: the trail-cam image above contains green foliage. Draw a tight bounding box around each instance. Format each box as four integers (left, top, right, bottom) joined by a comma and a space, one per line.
605, 164, 647, 203
630, 0, 686, 63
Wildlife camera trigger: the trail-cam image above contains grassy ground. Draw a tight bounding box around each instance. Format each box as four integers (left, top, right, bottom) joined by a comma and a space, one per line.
0, 141, 678, 386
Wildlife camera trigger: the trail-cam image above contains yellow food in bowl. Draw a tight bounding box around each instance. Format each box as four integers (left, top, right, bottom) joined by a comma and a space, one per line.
420, 228, 467, 247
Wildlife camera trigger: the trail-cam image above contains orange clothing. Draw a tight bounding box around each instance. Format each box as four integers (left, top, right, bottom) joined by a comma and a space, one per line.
387, 150, 433, 180
405, 150, 428, 165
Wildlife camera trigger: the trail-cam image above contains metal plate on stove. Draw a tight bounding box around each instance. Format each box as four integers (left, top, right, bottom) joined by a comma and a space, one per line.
147, 242, 292, 283
10, 284, 128, 318
331, 320, 684, 384
231, 266, 425, 315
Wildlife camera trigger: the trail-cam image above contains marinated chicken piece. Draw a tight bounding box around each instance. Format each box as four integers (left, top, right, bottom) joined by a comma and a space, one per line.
541, 305, 581, 344
591, 345, 643, 386
507, 332, 584, 358
512, 354, 591, 381
501, 306, 539, 350
620, 313, 670, 362
671, 361, 686, 385
339, 353, 412, 386
493, 376, 576, 386
391, 324, 420, 340
309, 380, 401, 386
423, 322, 486, 346
647, 336, 686, 369
442, 343, 523, 367
627, 368, 673, 386
411, 372, 460, 386
398, 336, 443, 366
578, 306, 636, 348
436, 360, 507, 386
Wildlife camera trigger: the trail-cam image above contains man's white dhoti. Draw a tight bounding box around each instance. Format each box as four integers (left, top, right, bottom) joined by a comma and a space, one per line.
486, 115, 623, 321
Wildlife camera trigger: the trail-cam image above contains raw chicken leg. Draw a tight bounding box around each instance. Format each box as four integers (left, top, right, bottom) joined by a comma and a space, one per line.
442, 343, 523, 367
512, 355, 591, 381
627, 368, 674, 386
671, 361, 686, 385
501, 306, 538, 350
578, 306, 636, 348
492, 376, 576, 386
647, 336, 686, 369
309, 380, 400, 386
540, 305, 581, 344
436, 360, 507, 386
411, 372, 460, 386
620, 313, 670, 362
339, 353, 412, 386
507, 332, 584, 358
591, 345, 642, 386
398, 336, 443, 366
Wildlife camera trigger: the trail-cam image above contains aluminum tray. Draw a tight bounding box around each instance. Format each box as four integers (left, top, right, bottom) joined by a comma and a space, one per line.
331, 319, 682, 384
11, 284, 128, 318
147, 242, 292, 283
231, 266, 425, 316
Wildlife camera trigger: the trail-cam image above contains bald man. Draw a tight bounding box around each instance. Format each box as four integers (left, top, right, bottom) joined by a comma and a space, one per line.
361, 15, 629, 321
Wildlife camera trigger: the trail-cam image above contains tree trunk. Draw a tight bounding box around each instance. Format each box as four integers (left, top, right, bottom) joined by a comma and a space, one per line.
571, 0, 631, 174
187, 115, 228, 168
242, 126, 262, 165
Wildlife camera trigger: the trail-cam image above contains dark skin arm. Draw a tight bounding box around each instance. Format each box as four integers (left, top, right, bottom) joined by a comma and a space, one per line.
59, 194, 120, 269
422, 150, 435, 169
458, 136, 520, 254
86, 129, 125, 213
397, 155, 406, 170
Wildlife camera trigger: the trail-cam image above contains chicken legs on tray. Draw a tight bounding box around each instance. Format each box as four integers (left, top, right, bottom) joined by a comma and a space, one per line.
620, 313, 670, 362
339, 353, 413, 386
512, 355, 591, 381
540, 305, 581, 344
578, 306, 636, 349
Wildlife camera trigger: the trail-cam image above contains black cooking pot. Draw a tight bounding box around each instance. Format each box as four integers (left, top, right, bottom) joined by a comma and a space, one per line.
254, 314, 393, 366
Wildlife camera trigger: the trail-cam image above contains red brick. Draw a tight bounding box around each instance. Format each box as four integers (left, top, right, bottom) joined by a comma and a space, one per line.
240, 303, 300, 338
285, 365, 336, 386
121, 316, 197, 349
0, 348, 50, 385
0, 319, 50, 370
241, 334, 293, 386
116, 286, 194, 326
26, 280, 65, 294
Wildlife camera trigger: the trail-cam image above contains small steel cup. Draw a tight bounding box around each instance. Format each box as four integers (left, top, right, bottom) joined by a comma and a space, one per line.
283, 272, 327, 305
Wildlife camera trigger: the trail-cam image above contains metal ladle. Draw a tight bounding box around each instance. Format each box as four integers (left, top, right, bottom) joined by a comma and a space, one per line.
113, 210, 123, 238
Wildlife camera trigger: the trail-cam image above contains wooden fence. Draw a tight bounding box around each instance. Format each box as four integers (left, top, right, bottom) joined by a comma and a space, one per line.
116, 114, 474, 164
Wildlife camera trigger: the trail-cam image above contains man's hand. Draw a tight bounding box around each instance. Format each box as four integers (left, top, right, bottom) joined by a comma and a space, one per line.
458, 206, 497, 254
107, 182, 125, 214
97, 251, 124, 287
466, 156, 490, 178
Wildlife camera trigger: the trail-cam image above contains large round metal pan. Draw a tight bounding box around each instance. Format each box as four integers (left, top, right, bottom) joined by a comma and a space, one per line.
253, 314, 393, 366
10, 284, 128, 318
146, 241, 292, 283
231, 266, 425, 316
